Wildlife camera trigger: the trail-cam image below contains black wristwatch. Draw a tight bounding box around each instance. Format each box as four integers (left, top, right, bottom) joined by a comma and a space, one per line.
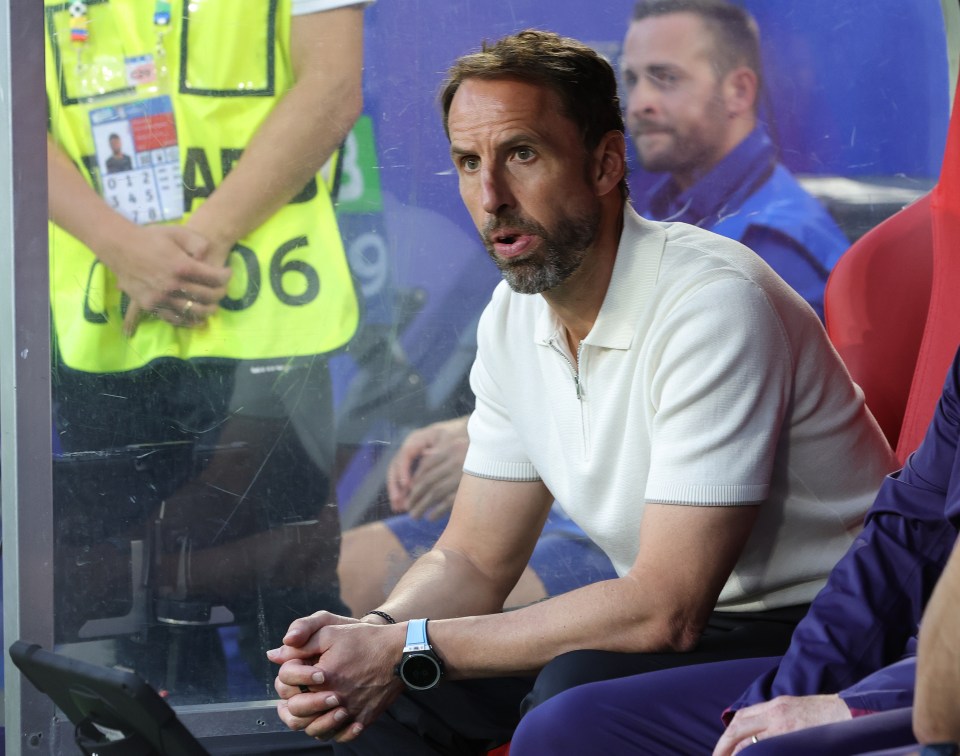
396, 618, 444, 691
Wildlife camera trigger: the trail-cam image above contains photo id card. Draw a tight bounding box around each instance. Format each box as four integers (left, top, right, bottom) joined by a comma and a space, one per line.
89, 95, 183, 225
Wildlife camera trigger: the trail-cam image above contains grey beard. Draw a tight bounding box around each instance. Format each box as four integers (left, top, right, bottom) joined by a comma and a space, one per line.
485, 208, 600, 294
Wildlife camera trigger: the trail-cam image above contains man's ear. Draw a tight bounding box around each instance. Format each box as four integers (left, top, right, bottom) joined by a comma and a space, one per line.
723, 66, 758, 118
592, 130, 627, 197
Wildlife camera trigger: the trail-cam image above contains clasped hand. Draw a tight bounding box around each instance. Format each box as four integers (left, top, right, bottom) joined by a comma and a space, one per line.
118, 224, 232, 336
267, 610, 406, 743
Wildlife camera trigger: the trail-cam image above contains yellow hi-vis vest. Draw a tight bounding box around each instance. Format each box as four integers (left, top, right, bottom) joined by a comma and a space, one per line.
45, 0, 360, 373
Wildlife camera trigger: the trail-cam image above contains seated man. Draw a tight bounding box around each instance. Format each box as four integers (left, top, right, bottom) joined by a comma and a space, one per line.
509, 346, 960, 756
339, 0, 850, 627
268, 30, 895, 752
338, 414, 617, 616
624, 0, 850, 319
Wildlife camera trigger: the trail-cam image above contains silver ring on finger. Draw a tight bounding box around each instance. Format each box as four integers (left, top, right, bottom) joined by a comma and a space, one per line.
751, 734, 760, 744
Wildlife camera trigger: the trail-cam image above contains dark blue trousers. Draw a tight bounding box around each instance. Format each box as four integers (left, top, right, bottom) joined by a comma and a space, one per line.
511, 656, 777, 755
511, 658, 918, 756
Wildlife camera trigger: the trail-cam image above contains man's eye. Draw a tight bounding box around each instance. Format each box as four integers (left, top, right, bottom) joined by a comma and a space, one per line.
649, 70, 679, 87
515, 147, 534, 161
622, 71, 637, 91
461, 156, 480, 171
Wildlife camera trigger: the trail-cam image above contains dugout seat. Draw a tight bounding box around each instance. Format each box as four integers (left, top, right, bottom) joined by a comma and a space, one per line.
825, 77, 960, 464
824, 192, 934, 458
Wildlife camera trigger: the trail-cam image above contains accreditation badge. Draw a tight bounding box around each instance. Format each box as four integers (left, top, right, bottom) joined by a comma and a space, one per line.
89, 94, 184, 225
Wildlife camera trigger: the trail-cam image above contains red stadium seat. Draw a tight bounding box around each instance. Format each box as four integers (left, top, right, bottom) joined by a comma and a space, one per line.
898, 87, 960, 461
826, 80, 960, 463
824, 192, 934, 458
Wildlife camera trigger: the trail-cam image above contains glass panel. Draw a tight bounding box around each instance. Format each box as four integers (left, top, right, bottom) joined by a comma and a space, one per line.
45, 0, 351, 708
25, 0, 955, 736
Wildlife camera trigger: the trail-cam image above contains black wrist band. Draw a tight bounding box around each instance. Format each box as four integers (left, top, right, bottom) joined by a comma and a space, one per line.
365, 610, 397, 625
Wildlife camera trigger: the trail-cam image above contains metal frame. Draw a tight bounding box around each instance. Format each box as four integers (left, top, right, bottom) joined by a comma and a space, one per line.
0, 0, 57, 752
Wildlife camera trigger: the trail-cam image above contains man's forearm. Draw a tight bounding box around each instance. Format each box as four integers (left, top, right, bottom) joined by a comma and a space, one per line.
377, 547, 516, 623
380, 564, 691, 679
373, 497, 752, 679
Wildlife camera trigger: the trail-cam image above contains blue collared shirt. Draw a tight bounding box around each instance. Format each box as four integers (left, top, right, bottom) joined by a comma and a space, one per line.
637, 125, 849, 320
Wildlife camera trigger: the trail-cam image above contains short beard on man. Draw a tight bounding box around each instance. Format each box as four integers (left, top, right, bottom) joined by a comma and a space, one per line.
482, 205, 600, 295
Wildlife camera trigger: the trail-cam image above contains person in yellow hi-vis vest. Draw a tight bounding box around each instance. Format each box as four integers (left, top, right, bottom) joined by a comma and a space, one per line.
45, 0, 371, 703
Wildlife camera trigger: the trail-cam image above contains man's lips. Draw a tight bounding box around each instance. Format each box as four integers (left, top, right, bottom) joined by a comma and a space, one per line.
493, 234, 536, 257
488, 229, 537, 259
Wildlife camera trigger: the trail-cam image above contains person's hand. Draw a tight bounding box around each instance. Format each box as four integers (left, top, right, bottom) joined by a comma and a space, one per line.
267, 611, 406, 743
269, 609, 359, 660
713, 694, 852, 756
386, 416, 470, 519
183, 212, 239, 270
116, 224, 232, 335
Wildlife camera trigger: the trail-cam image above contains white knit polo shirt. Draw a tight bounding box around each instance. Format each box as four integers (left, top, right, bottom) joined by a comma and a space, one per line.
464, 205, 897, 611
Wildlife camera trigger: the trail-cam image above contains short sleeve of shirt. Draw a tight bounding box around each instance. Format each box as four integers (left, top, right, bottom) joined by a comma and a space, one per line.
644, 276, 794, 505
292, 0, 373, 15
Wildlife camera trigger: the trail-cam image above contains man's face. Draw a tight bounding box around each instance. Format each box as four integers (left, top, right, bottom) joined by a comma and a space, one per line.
621, 13, 732, 188
447, 77, 601, 294
109, 136, 122, 154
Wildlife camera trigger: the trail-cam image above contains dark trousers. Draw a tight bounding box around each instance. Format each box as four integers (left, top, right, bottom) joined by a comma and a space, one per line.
512, 655, 778, 755
511, 660, 917, 756
330, 603, 809, 755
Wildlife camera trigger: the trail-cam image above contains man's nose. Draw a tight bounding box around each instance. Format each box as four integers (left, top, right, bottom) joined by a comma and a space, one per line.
480, 165, 515, 216
627, 78, 657, 117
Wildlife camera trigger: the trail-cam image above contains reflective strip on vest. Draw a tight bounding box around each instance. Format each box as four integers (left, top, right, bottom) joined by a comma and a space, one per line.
45, 0, 359, 373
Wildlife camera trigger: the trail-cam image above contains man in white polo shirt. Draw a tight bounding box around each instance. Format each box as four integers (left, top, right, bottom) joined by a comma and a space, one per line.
268, 29, 897, 754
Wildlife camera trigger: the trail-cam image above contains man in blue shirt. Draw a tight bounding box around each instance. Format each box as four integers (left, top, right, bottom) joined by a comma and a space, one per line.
622, 0, 849, 319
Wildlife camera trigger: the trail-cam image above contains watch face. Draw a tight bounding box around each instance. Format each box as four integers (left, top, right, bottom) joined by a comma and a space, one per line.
400, 652, 442, 690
